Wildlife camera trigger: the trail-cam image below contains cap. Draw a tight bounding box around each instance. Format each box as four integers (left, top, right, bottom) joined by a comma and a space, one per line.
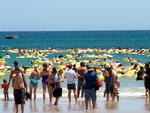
68, 64, 73, 68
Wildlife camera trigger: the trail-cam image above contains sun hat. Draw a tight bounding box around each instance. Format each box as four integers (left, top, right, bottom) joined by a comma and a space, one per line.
34, 64, 38, 68
105, 63, 111, 68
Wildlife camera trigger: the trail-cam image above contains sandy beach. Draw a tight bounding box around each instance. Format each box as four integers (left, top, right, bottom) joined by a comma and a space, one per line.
0, 80, 149, 113
0, 95, 150, 113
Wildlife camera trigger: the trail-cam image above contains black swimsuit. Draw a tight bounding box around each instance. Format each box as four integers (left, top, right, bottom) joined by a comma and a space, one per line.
105, 75, 115, 93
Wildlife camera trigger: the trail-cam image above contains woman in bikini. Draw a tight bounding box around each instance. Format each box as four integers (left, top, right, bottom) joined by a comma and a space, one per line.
48, 67, 57, 103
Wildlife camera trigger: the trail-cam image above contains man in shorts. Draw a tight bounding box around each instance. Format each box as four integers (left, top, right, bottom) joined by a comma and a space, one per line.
77, 62, 87, 98
9, 61, 28, 113
84, 67, 98, 110
64, 64, 77, 103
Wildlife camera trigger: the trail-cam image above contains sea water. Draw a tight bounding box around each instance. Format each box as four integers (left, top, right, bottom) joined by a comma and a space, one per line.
0, 30, 150, 99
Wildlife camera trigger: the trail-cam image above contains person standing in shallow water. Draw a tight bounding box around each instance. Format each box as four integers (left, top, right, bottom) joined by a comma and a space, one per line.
103, 64, 116, 102
1, 79, 9, 101
77, 62, 87, 98
64, 64, 77, 103
40, 63, 53, 101
53, 69, 64, 105
9, 60, 27, 113
113, 76, 120, 102
48, 67, 57, 103
143, 63, 150, 98
84, 67, 98, 110
29, 65, 40, 101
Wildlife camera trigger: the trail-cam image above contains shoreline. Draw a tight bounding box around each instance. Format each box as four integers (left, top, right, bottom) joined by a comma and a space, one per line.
0, 86, 146, 100
0, 97, 150, 113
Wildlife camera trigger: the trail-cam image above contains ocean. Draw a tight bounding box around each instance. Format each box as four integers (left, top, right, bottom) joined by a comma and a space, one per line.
0, 30, 150, 100
0, 30, 150, 49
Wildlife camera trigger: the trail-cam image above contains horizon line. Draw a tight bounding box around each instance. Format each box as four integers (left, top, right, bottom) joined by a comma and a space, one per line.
1, 29, 150, 32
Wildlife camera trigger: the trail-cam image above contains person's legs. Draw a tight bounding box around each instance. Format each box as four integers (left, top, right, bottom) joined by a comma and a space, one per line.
85, 99, 89, 110
148, 87, 150, 99
54, 97, 59, 105
111, 93, 115, 102
77, 90, 80, 98
48, 86, 54, 103
106, 85, 110, 102
84, 90, 90, 110
144, 82, 149, 98
110, 85, 114, 102
42, 83, 46, 101
114, 93, 116, 101
77, 79, 82, 98
146, 89, 149, 98
14, 89, 25, 113
30, 84, 33, 101
68, 90, 71, 102
115, 91, 119, 102
7, 93, 9, 101
21, 104, 24, 113
88, 98, 92, 107
73, 90, 77, 102
117, 95, 119, 102
15, 104, 18, 113
4, 93, 6, 101
103, 89, 106, 97
148, 90, 150, 100
92, 100, 96, 109
33, 85, 37, 101
81, 90, 84, 98
106, 93, 109, 102
90, 90, 96, 109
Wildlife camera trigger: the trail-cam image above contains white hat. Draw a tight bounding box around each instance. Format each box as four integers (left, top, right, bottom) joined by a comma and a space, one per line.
34, 64, 38, 68
105, 64, 111, 68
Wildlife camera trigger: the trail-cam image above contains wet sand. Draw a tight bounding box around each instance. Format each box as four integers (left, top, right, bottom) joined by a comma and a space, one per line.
1, 96, 150, 113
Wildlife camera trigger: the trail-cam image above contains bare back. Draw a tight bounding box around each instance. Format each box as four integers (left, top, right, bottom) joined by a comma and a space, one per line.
77, 67, 87, 78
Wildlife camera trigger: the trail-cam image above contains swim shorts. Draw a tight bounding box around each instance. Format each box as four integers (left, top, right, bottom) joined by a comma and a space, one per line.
85, 89, 96, 101
4, 90, 8, 94
67, 84, 76, 90
78, 79, 84, 90
106, 84, 114, 94
14, 89, 25, 104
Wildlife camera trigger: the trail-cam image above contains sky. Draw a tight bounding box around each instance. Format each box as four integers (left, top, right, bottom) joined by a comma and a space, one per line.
0, 0, 150, 31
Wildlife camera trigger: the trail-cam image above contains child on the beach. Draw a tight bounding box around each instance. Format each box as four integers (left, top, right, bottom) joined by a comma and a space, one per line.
113, 76, 120, 102
1, 79, 9, 101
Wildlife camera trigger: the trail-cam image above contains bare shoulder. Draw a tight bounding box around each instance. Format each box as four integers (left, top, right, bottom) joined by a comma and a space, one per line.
103, 70, 108, 77
40, 70, 44, 74
112, 70, 117, 75
116, 80, 120, 87
11, 68, 15, 72
104, 70, 108, 74
31, 71, 35, 75
18, 69, 23, 73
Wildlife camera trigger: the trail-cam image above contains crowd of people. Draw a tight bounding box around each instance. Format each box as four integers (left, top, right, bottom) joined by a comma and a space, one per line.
1, 60, 150, 113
